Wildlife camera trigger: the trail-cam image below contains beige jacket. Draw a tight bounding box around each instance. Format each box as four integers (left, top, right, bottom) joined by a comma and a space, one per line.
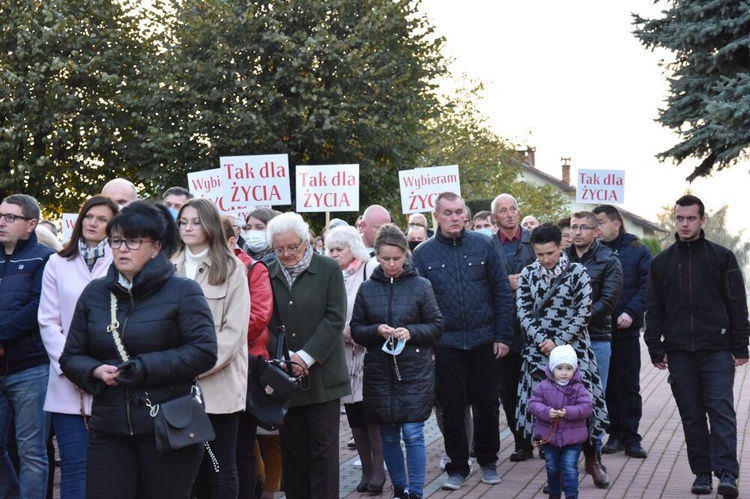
173, 252, 250, 414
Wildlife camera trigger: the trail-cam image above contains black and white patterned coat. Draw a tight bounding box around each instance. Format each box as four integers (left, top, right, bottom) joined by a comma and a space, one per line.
514, 254, 609, 443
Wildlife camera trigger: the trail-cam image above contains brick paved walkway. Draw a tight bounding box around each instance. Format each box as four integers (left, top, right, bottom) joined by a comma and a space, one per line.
335, 337, 749, 498
49, 337, 748, 498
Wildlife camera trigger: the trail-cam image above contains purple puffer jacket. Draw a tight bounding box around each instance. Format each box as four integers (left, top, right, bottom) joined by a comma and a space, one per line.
528, 367, 593, 448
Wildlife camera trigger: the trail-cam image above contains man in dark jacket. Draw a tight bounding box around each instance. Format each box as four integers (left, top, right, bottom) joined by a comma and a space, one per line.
565, 210, 623, 489
646, 195, 748, 499
0, 194, 55, 499
490, 193, 537, 462
412, 192, 513, 491
593, 204, 651, 459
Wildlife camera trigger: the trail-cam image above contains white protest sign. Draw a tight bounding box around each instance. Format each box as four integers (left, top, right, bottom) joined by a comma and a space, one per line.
576, 169, 625, 204
220, 154, 291, 210
61, 213, 77, 245
188, 168, 271, 222
295, 164, 359, 213
399, 165, 461, 214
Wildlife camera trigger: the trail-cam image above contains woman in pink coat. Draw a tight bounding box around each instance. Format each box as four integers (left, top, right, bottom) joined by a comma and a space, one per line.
38, 195, 118, 499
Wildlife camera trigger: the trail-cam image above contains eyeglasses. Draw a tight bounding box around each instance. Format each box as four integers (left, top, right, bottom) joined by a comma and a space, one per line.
0, 213, 33, 223
407, 222, 426, 228
273, 239, 305, 255
109, 238, 156, 250
570, 225, 594, 232
177, 218, 201, 229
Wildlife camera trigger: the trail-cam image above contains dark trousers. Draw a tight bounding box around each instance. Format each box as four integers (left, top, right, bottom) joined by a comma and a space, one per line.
605, 333, 643, 444
193, 412, 240, 499
667, 350, 739, 477
435, 343, 500, 478
279, 399, 340, 499
86, 431, 203, 499
498, 352, 532, 451
236, 410, 258, 499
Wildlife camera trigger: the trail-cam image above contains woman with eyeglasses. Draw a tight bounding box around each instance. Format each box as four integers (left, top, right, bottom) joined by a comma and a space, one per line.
60, 201, 218, 499
38, 195, 118, 499
350, 224, 444, 499
172, 198, 250, 499
265, 211, 349, 499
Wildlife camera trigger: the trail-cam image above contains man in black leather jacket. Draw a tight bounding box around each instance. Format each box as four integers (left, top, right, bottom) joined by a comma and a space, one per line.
645, 195, 748, 499
565, 211, 622, 489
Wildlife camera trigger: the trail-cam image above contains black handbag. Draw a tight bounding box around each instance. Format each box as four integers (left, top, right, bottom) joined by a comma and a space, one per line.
245, 272, 302, 430
149, 383, 216, 453
108, 293, 216, 454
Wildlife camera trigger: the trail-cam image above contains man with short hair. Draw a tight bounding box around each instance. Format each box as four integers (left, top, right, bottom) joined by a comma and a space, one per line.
566, 210, 622, 488
593, 204, 651, 459
521, 215, 540, 231
490, 193, 537, 462
408, 212, 434, 238
472, 211, 494, 234
0, 194, 56, 499
412, 192, 513, 490
646, 195, 748, 499
161, 186, 194, 211
406, 225, 427, 252
101, 178, 137, 207
359, 205, 391, 256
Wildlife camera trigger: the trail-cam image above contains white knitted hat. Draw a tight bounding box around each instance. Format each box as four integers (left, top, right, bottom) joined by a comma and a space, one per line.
549, 344, 578, 371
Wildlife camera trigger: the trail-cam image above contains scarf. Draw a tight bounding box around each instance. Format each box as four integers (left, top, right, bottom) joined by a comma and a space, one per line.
79, 238, 108, 271
537, 250, 569, 285
279, 244, 313, 288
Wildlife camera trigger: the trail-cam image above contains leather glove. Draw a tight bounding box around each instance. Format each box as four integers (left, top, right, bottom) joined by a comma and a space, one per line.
115, 358, 148, 387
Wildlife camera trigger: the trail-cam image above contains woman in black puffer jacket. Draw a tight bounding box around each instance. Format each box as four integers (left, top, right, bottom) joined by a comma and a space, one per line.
60, 202, 217, 499
351, 224, 444, 499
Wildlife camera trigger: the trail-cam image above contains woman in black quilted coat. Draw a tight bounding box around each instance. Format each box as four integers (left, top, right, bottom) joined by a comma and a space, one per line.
351, 224, 444, 499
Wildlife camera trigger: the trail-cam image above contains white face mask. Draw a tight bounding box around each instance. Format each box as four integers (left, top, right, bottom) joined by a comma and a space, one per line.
245, 230, 268, 252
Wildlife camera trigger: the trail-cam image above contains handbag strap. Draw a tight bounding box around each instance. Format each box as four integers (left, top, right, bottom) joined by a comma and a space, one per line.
108, 293, 130, 362
267, 268, 293, 375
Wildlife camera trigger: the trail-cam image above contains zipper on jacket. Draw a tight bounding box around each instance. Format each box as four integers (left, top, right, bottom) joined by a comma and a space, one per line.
122, 288, 135, 435
387, 276, 397, 423
687, 243, 695, 350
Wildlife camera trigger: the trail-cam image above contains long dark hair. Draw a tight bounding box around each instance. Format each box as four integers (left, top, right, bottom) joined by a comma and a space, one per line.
59, 196, 119, 259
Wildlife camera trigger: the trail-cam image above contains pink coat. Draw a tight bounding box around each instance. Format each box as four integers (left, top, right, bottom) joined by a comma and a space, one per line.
38, 250, 113, 415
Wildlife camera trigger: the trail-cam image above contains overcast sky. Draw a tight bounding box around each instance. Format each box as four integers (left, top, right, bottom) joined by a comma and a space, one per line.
421, 0, 749, 231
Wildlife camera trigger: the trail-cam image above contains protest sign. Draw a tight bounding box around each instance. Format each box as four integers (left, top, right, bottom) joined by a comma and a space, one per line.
295, 164, 359, 213
399, 165, 461, 214
220, 154, 291, 210
61, 213, 77, 245
576, 169, 625, 204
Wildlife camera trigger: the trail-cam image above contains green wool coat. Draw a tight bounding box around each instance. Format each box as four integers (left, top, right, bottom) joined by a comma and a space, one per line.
267, 253, 351, 407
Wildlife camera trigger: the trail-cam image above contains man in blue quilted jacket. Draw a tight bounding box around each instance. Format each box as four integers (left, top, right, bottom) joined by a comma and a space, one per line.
412, 192, 513, 491
0, 194, 55, 499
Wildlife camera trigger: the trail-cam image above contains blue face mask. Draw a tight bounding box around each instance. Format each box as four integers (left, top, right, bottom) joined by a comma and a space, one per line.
381, 337, 406, 356
167, 207, 179, 221
476, 228, 493, 238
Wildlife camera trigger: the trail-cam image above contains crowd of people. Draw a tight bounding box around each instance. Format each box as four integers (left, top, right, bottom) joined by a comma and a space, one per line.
0, 178, 747, 499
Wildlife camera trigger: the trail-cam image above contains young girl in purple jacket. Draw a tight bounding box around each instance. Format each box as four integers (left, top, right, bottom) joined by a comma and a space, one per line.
529, 344, 594, 499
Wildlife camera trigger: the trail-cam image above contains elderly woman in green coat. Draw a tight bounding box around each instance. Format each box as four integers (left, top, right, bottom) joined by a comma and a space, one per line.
265, 212, 350, 499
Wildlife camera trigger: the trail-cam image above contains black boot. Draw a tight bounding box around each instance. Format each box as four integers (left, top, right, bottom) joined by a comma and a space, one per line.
392, 487, 408, 499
